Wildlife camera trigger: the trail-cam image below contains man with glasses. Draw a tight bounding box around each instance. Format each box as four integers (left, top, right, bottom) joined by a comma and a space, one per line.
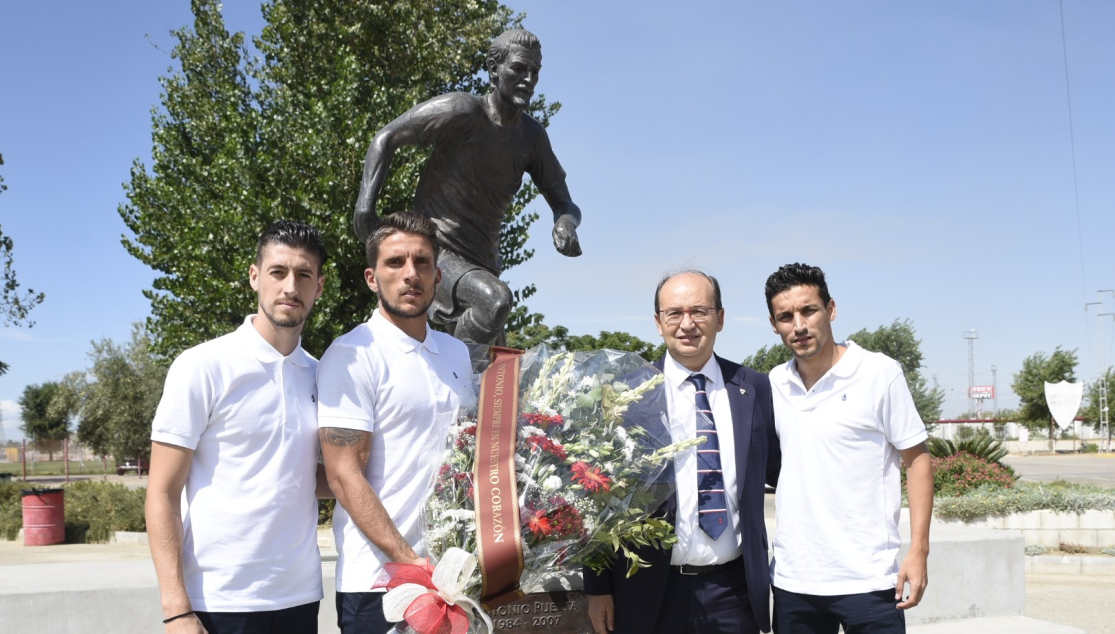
584, 270, 781, 634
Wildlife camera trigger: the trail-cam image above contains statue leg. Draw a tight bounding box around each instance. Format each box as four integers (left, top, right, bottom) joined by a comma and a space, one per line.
450, 269, 512, 345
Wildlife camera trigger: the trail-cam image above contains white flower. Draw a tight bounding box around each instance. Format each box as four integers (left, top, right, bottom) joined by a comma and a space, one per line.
542, 475, 563, 492
579, 376, 597, 389
519, 425, 546, 438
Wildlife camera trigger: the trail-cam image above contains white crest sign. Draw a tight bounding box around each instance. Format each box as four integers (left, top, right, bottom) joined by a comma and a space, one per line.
1044, 381, 1083, 430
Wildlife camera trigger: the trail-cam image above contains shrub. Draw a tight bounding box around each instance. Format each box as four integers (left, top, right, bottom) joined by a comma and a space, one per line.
1081, 442, 1099, 454
319, 499, 335, 526
1101, 546, 1115, 557
0, 482, 23, 540
1060, 542, 1088, 554
1025, 545, 1046, 556
63, 481, 147, 543
927, 435, 1010, 465
935, 481, 1115, 522
930, 452, 1015, 497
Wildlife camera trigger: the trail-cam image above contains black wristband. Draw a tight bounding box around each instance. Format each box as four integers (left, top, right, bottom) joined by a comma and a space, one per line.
163, 611, 196, 624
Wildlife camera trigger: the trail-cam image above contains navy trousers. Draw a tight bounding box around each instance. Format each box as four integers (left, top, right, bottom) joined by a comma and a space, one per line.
651, 558, 759, 634
336, 591, 397, 634
195, 600, 319, 634
772, 586, 905, 634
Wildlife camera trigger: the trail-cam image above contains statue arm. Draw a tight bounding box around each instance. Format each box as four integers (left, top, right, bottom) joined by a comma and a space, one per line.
354, 94, 475, 241
539, 178, 583, 258
353, 115, 418, 241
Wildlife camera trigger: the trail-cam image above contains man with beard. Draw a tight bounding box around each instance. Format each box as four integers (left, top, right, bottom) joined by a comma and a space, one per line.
352, 28, 583, 345
318, 212, 472, 634
147, 220, 330, 633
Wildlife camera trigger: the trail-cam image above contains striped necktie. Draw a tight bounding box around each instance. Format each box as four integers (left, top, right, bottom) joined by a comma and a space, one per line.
688, 373, 728, 540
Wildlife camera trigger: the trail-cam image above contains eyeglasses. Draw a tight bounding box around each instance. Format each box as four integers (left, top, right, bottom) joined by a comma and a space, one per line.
658, 306, 719, 326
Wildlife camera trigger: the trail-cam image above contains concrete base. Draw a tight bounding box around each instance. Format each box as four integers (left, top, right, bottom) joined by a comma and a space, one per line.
766, 513, 1026, 626
908, 615, 1083, 634
0, 521, 1039, 632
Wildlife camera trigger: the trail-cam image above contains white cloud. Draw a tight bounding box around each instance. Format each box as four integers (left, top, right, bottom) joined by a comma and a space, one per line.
0, 400, 25, 442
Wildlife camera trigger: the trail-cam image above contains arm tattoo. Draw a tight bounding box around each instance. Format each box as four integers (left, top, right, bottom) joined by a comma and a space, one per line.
321, 427, 366, 447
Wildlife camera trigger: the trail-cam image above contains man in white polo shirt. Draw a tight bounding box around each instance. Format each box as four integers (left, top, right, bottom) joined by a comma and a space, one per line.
763, 263, 933, 634
146, 220, 330, 634
317, 212, 471, 634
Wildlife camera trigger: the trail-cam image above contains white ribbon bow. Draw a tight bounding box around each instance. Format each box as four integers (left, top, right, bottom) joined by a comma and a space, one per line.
382, 547, 493, 634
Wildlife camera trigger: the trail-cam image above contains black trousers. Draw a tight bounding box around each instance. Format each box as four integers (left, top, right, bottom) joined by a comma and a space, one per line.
651, 559, 759, 634
336, 591, 397, 634
195, 600, 319, 634
772, 586, 905, 634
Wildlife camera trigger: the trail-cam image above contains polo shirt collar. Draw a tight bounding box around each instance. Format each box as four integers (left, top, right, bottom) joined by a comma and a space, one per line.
663, 353, 723, 388
369, 309, 439, 355
829, 340, 865, 378
237, 315, 312, 367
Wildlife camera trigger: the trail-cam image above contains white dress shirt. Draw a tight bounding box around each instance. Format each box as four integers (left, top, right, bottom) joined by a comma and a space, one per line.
663, 354, 743, 566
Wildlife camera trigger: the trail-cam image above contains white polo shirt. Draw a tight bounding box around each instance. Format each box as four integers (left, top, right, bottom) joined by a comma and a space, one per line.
317, 309, 472, 592
662, 354, 743, 566
151, 316, 323, 612
769, 341, 927, 596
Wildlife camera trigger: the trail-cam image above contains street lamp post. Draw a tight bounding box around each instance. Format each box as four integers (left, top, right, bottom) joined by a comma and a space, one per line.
964, 330, 978, 415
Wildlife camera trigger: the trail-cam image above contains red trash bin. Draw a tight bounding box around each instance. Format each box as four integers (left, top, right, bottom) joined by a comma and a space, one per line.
22, 489, 65, 546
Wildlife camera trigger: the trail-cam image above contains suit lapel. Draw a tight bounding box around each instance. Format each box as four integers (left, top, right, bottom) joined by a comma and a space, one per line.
718, 356, 754, 500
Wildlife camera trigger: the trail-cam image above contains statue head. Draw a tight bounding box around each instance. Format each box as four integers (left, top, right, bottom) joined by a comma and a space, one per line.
486, 29, 542, 110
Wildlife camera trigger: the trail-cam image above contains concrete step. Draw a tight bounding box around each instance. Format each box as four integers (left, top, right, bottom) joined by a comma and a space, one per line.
909, 616, 1084, 634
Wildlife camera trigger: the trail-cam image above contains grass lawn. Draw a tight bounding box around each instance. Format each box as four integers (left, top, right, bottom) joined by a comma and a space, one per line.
0, 460, 117, 477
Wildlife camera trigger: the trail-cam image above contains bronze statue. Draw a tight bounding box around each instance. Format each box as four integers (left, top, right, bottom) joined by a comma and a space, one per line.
353, 29, 582, 345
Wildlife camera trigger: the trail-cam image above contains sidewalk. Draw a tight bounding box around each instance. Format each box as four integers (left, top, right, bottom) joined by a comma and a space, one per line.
2, 534, 1108, 633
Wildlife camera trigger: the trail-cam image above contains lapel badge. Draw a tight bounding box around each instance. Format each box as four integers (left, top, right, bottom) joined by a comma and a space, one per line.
739, 387, 747, 395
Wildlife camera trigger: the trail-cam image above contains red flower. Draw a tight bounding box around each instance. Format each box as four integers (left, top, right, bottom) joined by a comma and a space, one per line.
571, 462, 612, 493
527, 509, 554, 538
526, 435, 568, 461
549, 504, 584, 538
462, 425, 477, 436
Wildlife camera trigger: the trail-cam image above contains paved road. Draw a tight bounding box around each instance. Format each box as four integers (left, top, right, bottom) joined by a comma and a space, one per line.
1026, 573, 1115, 634
1002, 454, 1115, 487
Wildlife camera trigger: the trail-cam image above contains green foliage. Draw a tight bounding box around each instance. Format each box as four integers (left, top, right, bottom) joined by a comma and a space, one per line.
63, 481, 147, 543
743, 319, 945, 424
506, 319, 666, 363
934, 480, 1115, 522
0, 152, 46, 334
0, 482, 23, 540
318, 498, 335, 526
927, 452, 1016, 497
18, 382, 70, 459
1, 152, 46, 375
121, 0, 549, 359
1081, 442, 1099, 454
1102, 546, 1115, 557
1011, 346, 1078, 433
52, 325, 167, 462
1080, 367, 1114, 427
927, 435, 1009, 465
1024, 545, 1046, 556
740, 344, 793, 374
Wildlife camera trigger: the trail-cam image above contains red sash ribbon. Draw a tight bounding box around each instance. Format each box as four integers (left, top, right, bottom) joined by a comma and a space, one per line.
474, 346, 526, 609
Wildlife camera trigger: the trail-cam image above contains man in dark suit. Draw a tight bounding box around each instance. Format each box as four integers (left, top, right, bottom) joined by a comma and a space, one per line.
584, 270, 781, 634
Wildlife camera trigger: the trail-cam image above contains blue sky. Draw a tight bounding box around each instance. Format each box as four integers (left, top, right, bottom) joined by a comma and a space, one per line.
2, 1, 1114, 441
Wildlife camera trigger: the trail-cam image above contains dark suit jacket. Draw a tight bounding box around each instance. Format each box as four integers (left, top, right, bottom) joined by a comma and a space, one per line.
582, 355, 782, 633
